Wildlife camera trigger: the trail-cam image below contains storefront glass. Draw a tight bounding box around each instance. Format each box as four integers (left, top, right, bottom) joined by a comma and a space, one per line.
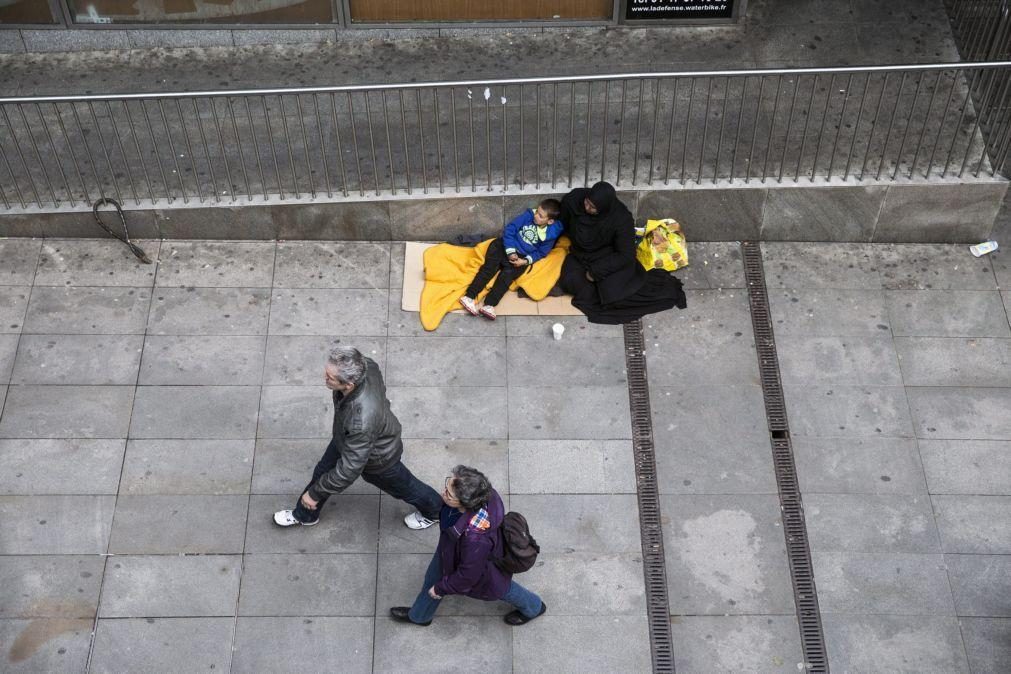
349, 0, 613, 23
66, 0, 332, 24
0, 1, 57, 24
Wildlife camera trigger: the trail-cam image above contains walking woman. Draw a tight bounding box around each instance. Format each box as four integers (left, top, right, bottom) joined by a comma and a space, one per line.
559, 181, 686, 323
390, 465, 546, 626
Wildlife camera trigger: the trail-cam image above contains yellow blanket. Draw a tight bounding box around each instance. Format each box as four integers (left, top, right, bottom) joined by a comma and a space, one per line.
420, 237, 570, 331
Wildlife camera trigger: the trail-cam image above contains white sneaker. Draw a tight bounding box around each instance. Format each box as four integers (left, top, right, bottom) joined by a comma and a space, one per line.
404, 511, 437, 530
459, 296, 480, 316
273, 509, 318, 527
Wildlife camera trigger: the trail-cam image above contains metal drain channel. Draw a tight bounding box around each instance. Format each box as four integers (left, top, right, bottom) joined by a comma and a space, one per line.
623, 320, 675, 673
742, 241, 829, 673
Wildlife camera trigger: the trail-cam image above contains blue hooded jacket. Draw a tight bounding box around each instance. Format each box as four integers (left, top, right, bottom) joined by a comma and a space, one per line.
502, 209, 564, 265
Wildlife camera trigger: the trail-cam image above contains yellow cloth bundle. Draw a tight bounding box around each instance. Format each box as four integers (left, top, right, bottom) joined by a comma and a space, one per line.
419, 237, 570, 331
636, 219, 688, 272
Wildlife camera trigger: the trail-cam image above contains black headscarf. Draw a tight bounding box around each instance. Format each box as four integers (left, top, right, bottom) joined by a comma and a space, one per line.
560, 181, 635, 253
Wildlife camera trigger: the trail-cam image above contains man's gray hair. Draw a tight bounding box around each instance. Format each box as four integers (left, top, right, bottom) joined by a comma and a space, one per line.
326, 345, 367, 386
450, 465, 492, 510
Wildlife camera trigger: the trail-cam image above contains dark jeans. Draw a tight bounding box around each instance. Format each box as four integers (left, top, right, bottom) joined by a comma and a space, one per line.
465, 238, 528, 307
292, 437, 442, 524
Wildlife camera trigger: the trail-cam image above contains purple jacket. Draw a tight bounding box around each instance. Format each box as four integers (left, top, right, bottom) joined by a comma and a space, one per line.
433, 489, 512, 601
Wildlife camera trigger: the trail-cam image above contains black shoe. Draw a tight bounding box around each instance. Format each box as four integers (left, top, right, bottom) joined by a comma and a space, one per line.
389, 606, 431, 626
504, 601, 547, 626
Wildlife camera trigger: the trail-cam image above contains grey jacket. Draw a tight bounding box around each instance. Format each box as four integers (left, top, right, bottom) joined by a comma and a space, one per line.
306, 358, 404, 500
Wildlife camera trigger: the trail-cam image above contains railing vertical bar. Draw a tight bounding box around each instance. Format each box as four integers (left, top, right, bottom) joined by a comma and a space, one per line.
616, 79, 627, 185
85, 101, 122, 205
925, 70, 959, 179
363, 90, 380, 195
827, 73, 854, 180
601, 80, 611, 182
450, 88, 461, 192
190, 98, 219, 203
958, 67, 999, 178
346, 92, 366, 197
552, 82, 559, 188
244, 97, 269, 200
796, 74, 817, 181
778, 74, 800, 182
37, 102, 77, 206
943, 68, 982, 178
141, 99, 172, 202
568, 82, 575, 188
665, 77, 679, 185
418, 89, 429, 194
277, 95, 300, 199
295, 95, 316, 198
909, 71, 944, 179
747, 75, 766, 184
843, 73, 869, 180
683, 77, 696, 184
328, 92, 348, 198
698, 76, 714, 184
17, 103, 60, 207
861, 72, 890, 180
469, 88, 476, 192
892, 71, 926, 180
975, 66, 1011, 176
434, 88, 445, 194
584, 81, 592, 186
731, 76, 748, 183
811, 73, 836, 181
714, 76, 729, 183
0, 139, 23, 208
412, 91, 425, 194
991, 104, 1011, 175
649, 79, 662, 185
208, 99, 236, 203
633, 78, 645, 185
762, 75, 783, 183
2, 105, 44, 208
382, 91, 396, 194
312, 94, 333, 199
876, 72, 908, 181
521, 84, 527, 190
501, 86, 508, 192
486, 89, 493, 192
77, 101, 108, 201
175, 99, 203, 203
260, 97, 284, 200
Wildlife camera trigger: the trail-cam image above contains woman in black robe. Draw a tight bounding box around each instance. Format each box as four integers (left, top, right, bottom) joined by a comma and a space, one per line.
559, 181, 687, 324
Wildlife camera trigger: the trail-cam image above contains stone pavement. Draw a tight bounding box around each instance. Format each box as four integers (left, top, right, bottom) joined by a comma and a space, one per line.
0, 236, 1009, 672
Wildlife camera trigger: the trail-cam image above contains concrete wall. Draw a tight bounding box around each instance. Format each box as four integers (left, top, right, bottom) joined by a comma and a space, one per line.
1, 182, 1006, 243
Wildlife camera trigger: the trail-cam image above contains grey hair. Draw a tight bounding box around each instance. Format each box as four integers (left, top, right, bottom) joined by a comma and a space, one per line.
449, 465, 492, 510
326, 345, 367, 386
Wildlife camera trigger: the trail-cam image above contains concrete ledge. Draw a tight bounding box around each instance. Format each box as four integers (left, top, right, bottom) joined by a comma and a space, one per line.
1, 182, 1006, 242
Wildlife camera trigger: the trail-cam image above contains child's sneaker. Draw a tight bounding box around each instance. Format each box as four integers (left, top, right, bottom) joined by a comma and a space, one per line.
478, 305, 497, 320
459, 296, 480, 316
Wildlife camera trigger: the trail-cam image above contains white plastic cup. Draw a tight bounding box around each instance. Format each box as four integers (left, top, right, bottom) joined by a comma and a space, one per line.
552, 323, 565, 341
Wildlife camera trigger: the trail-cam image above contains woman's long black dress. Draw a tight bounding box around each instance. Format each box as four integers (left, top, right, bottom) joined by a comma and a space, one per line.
559, 182, 687, 324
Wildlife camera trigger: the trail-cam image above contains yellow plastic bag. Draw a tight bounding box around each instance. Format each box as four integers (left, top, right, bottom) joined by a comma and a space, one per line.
636, 219, 688, 272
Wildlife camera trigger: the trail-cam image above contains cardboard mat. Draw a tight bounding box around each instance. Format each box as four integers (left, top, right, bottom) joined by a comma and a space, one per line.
401, 242, 583, 316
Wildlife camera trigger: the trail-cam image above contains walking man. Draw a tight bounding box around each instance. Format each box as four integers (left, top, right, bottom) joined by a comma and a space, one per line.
273, 345, 442, 530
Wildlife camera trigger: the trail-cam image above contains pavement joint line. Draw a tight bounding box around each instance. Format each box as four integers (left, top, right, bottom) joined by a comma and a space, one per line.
742, 241, 828, 673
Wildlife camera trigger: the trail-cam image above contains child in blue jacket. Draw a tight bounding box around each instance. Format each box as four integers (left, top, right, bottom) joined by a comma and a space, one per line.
459, 198, 563, 320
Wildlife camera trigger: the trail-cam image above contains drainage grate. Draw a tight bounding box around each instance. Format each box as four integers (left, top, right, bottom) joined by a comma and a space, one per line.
742, 241, 829, 673
623, 320, 676, 673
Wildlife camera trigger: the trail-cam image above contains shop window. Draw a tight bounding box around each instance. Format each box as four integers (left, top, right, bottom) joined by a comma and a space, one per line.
0, 1, 58, 24
349, 0, 613, 23
67, 0, 333, 24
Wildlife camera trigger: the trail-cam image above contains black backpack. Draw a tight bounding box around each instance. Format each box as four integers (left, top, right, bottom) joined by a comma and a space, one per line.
494, 511, 540, 574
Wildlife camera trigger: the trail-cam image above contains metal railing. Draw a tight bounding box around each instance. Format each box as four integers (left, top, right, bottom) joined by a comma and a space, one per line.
2, 62, 1011, 212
